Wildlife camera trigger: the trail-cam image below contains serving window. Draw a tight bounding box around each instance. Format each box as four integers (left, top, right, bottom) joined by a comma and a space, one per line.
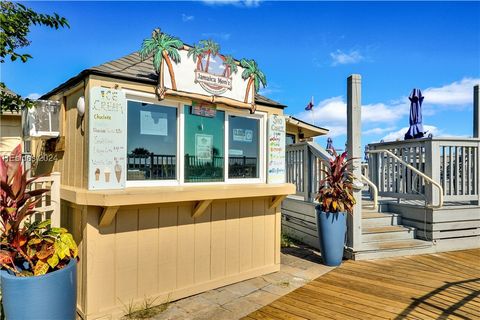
127, 101, 178, 182
125, 96, 266, 186
228, 115, 260, 179
184, 106, 225, 183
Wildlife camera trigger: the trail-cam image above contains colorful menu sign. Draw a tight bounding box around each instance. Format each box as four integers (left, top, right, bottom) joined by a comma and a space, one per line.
88, 87, 127, 190
267, 115, 286, 184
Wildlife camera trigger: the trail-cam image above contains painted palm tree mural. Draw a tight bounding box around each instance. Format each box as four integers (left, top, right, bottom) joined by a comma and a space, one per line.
189, 40, 239, 95
240, 59, 267, 106
199, 40, 220, 73
222, 55, 238, 77
139, 28, 184, 99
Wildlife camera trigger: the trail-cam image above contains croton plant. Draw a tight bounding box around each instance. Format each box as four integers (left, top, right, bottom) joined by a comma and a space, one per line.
0, 145, 78, 276
315, 150, 356, 214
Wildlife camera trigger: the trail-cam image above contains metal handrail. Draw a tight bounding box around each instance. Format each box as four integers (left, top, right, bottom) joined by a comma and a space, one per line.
367, 149, 444, 209
361, 174, 378, 211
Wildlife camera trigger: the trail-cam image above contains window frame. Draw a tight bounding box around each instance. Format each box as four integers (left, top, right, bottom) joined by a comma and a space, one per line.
224, 110, 266, 184
123, 91, 267, 187
125, 95, 181, 188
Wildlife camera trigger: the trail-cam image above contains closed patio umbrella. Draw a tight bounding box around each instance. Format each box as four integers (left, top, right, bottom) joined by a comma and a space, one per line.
404, 88, 425, 140
326, 137, 333, 154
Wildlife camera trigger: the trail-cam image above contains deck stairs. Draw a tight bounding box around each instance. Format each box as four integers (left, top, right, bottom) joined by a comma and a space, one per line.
350, 200, 434, 260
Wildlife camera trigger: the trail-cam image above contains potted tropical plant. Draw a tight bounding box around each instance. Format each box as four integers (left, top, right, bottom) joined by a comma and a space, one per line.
0, 145, 78, 320
315, 150, 356, 266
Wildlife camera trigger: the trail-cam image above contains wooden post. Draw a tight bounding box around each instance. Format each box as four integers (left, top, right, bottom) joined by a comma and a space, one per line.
474, 85, 479, 138
424, 140, 441, 206
347, 74, 362, 250
303, 143, 311, 201
50, 172, 61, 227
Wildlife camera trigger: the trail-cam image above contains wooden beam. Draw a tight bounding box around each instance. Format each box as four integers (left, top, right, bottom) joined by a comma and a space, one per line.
269, 195, 286, 210
99, 206, 120, 227
192, 200, 212, 218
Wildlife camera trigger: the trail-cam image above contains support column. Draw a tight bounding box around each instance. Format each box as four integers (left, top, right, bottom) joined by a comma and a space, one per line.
347, 74, 362, 250
474, 85, 479, 138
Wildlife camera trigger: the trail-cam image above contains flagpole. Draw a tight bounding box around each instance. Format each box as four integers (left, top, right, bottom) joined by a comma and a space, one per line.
310, 96, 315, 126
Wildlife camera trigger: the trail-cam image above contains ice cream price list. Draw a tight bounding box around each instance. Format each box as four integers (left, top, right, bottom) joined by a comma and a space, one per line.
88, 87, 127, 190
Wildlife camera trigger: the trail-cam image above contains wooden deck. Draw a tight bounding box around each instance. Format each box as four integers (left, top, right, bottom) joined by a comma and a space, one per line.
243, 249, 480, 319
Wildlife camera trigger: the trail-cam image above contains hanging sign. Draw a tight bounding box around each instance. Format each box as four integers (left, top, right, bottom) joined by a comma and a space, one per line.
191, 102, 217, 118
88, 87, 127, 190
267, 115, 286, 184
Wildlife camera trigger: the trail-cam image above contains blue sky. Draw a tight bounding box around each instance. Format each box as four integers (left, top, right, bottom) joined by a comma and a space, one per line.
3, 1, 480, 149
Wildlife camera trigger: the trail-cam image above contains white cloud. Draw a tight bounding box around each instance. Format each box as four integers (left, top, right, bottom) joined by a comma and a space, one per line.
25, 93, 41, 100
293, 77, 479, 139
330, 49, 364, 66
363, 127, 397, 135
381, 125, 441, 141
201, 0, 261, 7
182, 14, 194, 22
201, 32, 231, 41
423, 78, 478, 106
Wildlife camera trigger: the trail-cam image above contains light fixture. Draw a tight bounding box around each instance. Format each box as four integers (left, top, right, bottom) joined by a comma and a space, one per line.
77, 96, 85, 117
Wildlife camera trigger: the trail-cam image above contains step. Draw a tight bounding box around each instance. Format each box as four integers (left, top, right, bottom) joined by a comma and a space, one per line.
362, 212, 402, 227
362, 225, 416, 242
346, 239, 435, 260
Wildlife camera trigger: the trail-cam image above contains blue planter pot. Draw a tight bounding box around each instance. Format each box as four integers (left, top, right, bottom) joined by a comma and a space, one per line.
316, 208, 347, 266
1, 259, 77, 320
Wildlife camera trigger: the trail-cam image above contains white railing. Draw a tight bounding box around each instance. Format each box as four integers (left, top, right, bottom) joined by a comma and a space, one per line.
286, 142, 377, 208
368, 138, 479, 206
30, 172, 61, 227
286, 141, 331, 201
368, 149, 443, 208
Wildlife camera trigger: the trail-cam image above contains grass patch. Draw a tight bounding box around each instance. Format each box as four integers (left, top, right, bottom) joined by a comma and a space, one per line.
121, 295, 170, 320
281, 233, 296, 248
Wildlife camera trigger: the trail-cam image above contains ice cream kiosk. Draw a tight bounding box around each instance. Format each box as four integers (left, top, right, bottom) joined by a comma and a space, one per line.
37, 32, 295, 319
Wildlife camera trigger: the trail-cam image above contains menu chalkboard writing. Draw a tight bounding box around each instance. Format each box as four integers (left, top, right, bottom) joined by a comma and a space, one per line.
88, 87, 127, 190
267, 115, 286, 184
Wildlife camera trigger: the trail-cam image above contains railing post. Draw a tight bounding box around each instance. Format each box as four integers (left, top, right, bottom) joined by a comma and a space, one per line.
474, 84, 479, 138
50, 172, 61, 227
303, 143, 311, 201
424, 140, 441, 206
347, 74, 362, 250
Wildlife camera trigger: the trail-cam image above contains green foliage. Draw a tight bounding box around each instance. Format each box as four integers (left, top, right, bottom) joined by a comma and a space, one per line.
239, 59, 267, 92
315, 150, 356, 214
0, 1, 69, 113
121, 295, 170, 320
0, 144, 78, 277
0, 1, 69, 63
139, 28, 184, 72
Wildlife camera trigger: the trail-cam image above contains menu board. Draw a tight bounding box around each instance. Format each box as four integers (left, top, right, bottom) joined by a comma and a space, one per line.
267, 115, 286, 184
88, 87, 127, 190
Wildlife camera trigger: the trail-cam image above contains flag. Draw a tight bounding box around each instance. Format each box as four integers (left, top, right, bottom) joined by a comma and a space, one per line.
305, 99, 314, 111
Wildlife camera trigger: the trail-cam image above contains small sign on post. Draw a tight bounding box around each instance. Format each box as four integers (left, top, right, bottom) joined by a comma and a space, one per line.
88, 87, 127, 190
267, 115, 286, 184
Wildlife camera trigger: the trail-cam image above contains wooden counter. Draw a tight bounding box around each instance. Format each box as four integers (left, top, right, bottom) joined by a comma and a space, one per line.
61, 183, 295, 227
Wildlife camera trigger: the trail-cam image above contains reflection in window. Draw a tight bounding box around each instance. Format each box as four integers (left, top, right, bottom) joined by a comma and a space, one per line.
127, 101, 177, 180
228, 116, 259, 179
286, 133, 296, 145
184, 106, 225, 182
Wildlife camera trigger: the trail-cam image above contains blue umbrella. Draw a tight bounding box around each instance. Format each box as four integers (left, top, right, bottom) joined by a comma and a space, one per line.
404, 88, 425, 140
326, 137, 334, 154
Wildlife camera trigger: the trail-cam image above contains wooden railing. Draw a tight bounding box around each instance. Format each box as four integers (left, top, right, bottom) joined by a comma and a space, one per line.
30, 172, 61, 227
368, 138, 480, 205
286, 141, 332, 201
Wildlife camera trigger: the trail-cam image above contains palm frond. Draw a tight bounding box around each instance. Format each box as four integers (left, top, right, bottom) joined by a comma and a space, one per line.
168, 48, 181, 64
139, 39, 156, 60
152, 50, 163, 73
256, 69, 267, 87
241, 68, 251, 80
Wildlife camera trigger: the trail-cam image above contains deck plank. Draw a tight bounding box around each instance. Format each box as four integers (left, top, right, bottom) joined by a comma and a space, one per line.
242, 249, 480, 319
